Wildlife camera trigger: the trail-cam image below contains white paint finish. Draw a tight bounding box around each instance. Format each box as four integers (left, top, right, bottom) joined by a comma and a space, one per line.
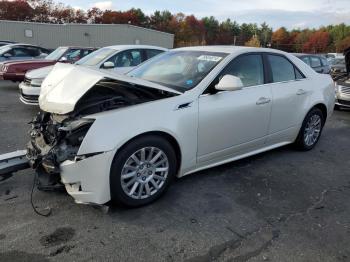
268, 79, 311, 134
38, 46, 335, 204
197, 84, 272, 161
39, 62, 180, 114
26, 65, 54, 79
60, 150, 116, 204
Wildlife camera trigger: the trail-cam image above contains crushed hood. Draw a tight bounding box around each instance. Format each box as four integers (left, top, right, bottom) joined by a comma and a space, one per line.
39, 63, 181, 115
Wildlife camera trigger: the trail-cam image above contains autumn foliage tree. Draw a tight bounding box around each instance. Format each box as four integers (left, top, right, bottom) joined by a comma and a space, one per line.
245, 35, 261, 47
303, 31, 330, 53
271, 27, 290, 51
336, 36, 350, 52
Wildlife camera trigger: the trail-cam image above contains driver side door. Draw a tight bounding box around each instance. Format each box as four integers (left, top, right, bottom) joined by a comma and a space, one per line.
197, 53, 272, 163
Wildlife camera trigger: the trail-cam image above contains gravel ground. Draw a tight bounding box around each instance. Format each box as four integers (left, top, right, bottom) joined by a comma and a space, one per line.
0, 80, 349, 262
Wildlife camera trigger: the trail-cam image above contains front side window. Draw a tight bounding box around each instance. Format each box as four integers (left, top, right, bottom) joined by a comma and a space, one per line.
111, 50, 142, 67
221, 54, 264, 87
268, 55, 296, 82
128, 51, 227, 92
310, 57, 321, 68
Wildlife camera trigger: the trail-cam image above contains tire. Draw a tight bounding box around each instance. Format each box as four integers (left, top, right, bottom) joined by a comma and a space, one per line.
334, 104, 341, 111
110, 135, 177, 207
294, 107, 325, 151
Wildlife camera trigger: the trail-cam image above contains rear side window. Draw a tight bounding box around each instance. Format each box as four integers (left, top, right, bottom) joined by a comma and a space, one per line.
310, 57, 321, 68
301, 56, 311, 66
268, 55, 299, 82
321, 57, 329, 66
12, 47, 32, 57
222, 54, 264, 87
146, 49, 164, 59
26, 47, 41, 56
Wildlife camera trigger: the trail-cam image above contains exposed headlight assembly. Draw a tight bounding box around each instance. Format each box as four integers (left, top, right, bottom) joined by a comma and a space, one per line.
59, 118, 95, 147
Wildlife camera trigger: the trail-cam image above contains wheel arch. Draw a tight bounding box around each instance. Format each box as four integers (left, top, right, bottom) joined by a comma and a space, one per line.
113, 131, 182, 175
312, 103, 328, 123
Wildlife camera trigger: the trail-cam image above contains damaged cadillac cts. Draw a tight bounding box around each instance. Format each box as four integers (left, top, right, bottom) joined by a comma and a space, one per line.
27, 46, 335, 206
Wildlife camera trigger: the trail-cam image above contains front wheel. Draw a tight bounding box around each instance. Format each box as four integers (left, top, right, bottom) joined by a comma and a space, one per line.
110, 135, 177, 207
294, 108, 325, 151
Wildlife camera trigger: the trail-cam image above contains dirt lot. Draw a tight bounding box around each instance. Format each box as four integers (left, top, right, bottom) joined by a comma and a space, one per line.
0, 80, 349, 262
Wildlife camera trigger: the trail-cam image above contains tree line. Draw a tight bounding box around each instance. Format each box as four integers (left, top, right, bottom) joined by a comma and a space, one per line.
1, 0, 350, 53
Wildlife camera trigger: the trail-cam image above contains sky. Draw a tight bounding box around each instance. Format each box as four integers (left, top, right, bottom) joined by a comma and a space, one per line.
61, 0, 350, 29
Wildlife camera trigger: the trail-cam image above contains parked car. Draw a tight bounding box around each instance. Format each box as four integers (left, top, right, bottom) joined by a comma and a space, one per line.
0, 40, 16, 47
19, 45, 167, 105
294, 54, 331, 74
27, 46, 335, 206
0, 44, 50, 64
0, 46, 96, 82
334, 47, 350, 109
330, 57, 347, 74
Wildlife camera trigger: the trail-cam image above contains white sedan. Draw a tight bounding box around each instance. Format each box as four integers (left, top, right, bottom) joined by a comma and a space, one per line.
19, 45, 167, 105
27, 46, 335, 206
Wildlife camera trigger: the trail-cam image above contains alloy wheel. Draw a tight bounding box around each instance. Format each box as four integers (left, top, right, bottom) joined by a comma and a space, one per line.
120, 147, 169, 199
303, 114, 322, 147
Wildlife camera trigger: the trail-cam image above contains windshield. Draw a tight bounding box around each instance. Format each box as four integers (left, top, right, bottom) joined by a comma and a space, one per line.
45, 47, 68, 60
75, 48, 117, 66
128, 51, 227, 92
0, 46, 11, 55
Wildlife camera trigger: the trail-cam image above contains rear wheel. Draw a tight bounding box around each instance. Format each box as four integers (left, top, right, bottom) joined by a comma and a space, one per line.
110, 135, 177, 207
294, 107, 325, 151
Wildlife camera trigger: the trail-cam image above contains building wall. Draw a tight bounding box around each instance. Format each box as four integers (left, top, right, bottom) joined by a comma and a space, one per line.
0, 20, 174, 49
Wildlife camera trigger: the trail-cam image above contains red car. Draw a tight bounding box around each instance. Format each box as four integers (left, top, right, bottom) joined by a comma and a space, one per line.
0, 46, 96, 82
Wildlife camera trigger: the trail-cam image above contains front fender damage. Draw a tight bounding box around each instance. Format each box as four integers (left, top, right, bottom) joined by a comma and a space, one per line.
27, 75, 178, 203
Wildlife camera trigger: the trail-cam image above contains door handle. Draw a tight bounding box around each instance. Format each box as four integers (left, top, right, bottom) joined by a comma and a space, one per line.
296, 89, 307, 95
256, 97, 271, 105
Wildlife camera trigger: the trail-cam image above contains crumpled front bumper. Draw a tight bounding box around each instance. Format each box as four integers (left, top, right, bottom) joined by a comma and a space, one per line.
59, 150, 115, 205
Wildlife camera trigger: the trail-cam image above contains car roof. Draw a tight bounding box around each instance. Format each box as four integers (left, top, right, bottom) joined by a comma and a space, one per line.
292, 53, 326, 58
174, 45, 288, 55
58, 46, 97, 49
4, 43, 45, 48
103, 45, 168, 51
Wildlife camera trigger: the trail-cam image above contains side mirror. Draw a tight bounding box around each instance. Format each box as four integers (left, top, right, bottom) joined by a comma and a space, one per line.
3, 53, 12, 58
215, 75, 243, 91
59, 56, 67, 62
102, 61, 115, 69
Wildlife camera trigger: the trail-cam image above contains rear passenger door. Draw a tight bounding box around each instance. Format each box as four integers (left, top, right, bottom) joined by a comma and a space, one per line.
266, 54, 310, 144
